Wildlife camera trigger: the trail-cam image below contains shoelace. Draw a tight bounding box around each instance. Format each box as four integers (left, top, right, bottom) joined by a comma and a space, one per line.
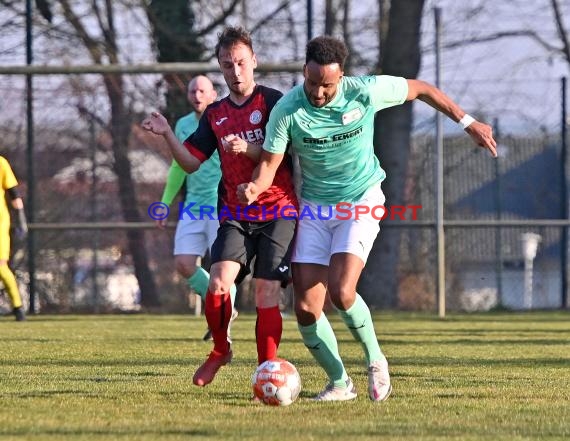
369, 365, 389, 386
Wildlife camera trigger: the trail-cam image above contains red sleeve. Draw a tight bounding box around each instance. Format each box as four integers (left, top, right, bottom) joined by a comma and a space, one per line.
183, 141, 209, 163
182, 106, 219, 162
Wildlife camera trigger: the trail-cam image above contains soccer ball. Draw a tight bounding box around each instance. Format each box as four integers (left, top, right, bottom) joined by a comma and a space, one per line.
251, 358, 301, 406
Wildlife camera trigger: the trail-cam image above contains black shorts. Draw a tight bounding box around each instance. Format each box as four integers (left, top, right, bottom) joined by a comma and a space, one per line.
211, 218, 296, 285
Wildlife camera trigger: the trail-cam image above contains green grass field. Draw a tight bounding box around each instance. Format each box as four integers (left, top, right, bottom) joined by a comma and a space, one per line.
0, 312, 568, 440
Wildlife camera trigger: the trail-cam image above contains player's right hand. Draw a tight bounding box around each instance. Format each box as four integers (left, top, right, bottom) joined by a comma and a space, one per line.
237, 182, 259, 204
141, 112, 169, 136
465, 121, 497, 158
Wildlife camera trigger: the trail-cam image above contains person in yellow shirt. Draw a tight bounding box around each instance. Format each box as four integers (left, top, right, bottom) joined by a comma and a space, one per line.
0, 156, 28, 321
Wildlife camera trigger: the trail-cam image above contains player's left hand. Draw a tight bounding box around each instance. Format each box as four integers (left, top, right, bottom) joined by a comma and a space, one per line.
141, 112, 170, 136
465, 121, 497, 158
222, 134, 247, 155
237, 182, 260, 204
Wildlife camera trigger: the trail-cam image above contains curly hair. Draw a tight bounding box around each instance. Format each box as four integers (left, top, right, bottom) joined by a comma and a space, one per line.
215, 26, 254, 59
305, 36, 349, 69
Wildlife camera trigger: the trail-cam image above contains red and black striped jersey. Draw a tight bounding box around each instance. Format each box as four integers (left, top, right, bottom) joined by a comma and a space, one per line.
183, 85, 298, 221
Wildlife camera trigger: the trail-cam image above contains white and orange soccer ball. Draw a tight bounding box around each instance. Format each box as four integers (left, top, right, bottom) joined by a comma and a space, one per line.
251, 358, 301, 406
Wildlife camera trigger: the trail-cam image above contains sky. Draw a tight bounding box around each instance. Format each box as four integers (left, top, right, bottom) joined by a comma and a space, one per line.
417, 0, 570, 134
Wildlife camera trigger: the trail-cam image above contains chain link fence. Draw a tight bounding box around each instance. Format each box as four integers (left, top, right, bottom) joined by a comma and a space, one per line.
0, 71, 567, 314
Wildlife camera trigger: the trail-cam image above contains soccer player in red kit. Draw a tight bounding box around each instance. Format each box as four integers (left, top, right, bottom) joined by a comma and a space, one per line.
142, 26, 298, 387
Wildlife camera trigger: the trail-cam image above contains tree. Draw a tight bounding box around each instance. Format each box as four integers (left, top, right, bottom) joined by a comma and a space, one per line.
358, 0, 426, 308
550, 0, 570, 65
438, 0, 570, 67
358, 0, 569, 309
147, 0, 207, 123
146, 0, 241, 123
323, 0, 356, 73
37, 0, 161, 307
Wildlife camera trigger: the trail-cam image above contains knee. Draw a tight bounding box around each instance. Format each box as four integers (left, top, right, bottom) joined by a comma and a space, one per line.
208, 275, 231, 295
294, 303, 319, 326
292, 284, 327, 325
254, 280, 280, 308
175, 259, 198, 279
327, 284, 355, 310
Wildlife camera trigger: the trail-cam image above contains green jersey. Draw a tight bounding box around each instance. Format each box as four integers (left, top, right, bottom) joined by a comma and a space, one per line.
160, 112, 221, 214
264, 75, 408, 204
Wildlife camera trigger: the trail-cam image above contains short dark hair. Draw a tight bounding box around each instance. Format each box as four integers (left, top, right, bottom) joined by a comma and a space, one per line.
305, 36, 349, 69
215, 26, 254, 59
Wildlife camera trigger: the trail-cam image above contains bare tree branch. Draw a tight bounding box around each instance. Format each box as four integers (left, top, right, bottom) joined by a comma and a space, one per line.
376, 0, 391, 72
249, 0, 291, 36
104, 0, 119, 62
90, 0, 118, 62
36, 0, 53, 22
342, 0, 353, 73
284, 1, 301, 67
325, 0, 335, 35
195, 0, 241, 38
550, 0, 570, 65
77, 104, 110, 133
441, 30, 563, 55
92, 0, 107, 40
58, 0, 104, 62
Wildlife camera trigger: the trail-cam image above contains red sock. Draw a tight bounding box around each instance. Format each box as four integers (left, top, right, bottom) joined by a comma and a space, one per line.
255, 306, 282, 364
205, 291, 232, 354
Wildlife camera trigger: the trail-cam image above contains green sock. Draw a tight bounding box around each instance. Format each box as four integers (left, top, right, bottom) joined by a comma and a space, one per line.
337, 293, 384, 365
188, 267, 210, 301
298, 313, 348, 388
188, 267, 237, 307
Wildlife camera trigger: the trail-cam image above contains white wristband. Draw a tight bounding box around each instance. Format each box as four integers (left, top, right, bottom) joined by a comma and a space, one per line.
459, 114, 476, 130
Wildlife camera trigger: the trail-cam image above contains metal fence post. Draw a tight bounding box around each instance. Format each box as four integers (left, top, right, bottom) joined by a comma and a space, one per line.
434, 7, 446, 318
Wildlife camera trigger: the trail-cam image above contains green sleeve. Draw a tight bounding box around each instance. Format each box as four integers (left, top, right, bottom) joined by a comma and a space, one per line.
160, 160, 187, 206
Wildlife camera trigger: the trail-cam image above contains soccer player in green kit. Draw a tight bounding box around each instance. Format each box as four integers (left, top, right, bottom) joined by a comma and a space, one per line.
238, 36, 497, 401
156, 76, 237, 339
